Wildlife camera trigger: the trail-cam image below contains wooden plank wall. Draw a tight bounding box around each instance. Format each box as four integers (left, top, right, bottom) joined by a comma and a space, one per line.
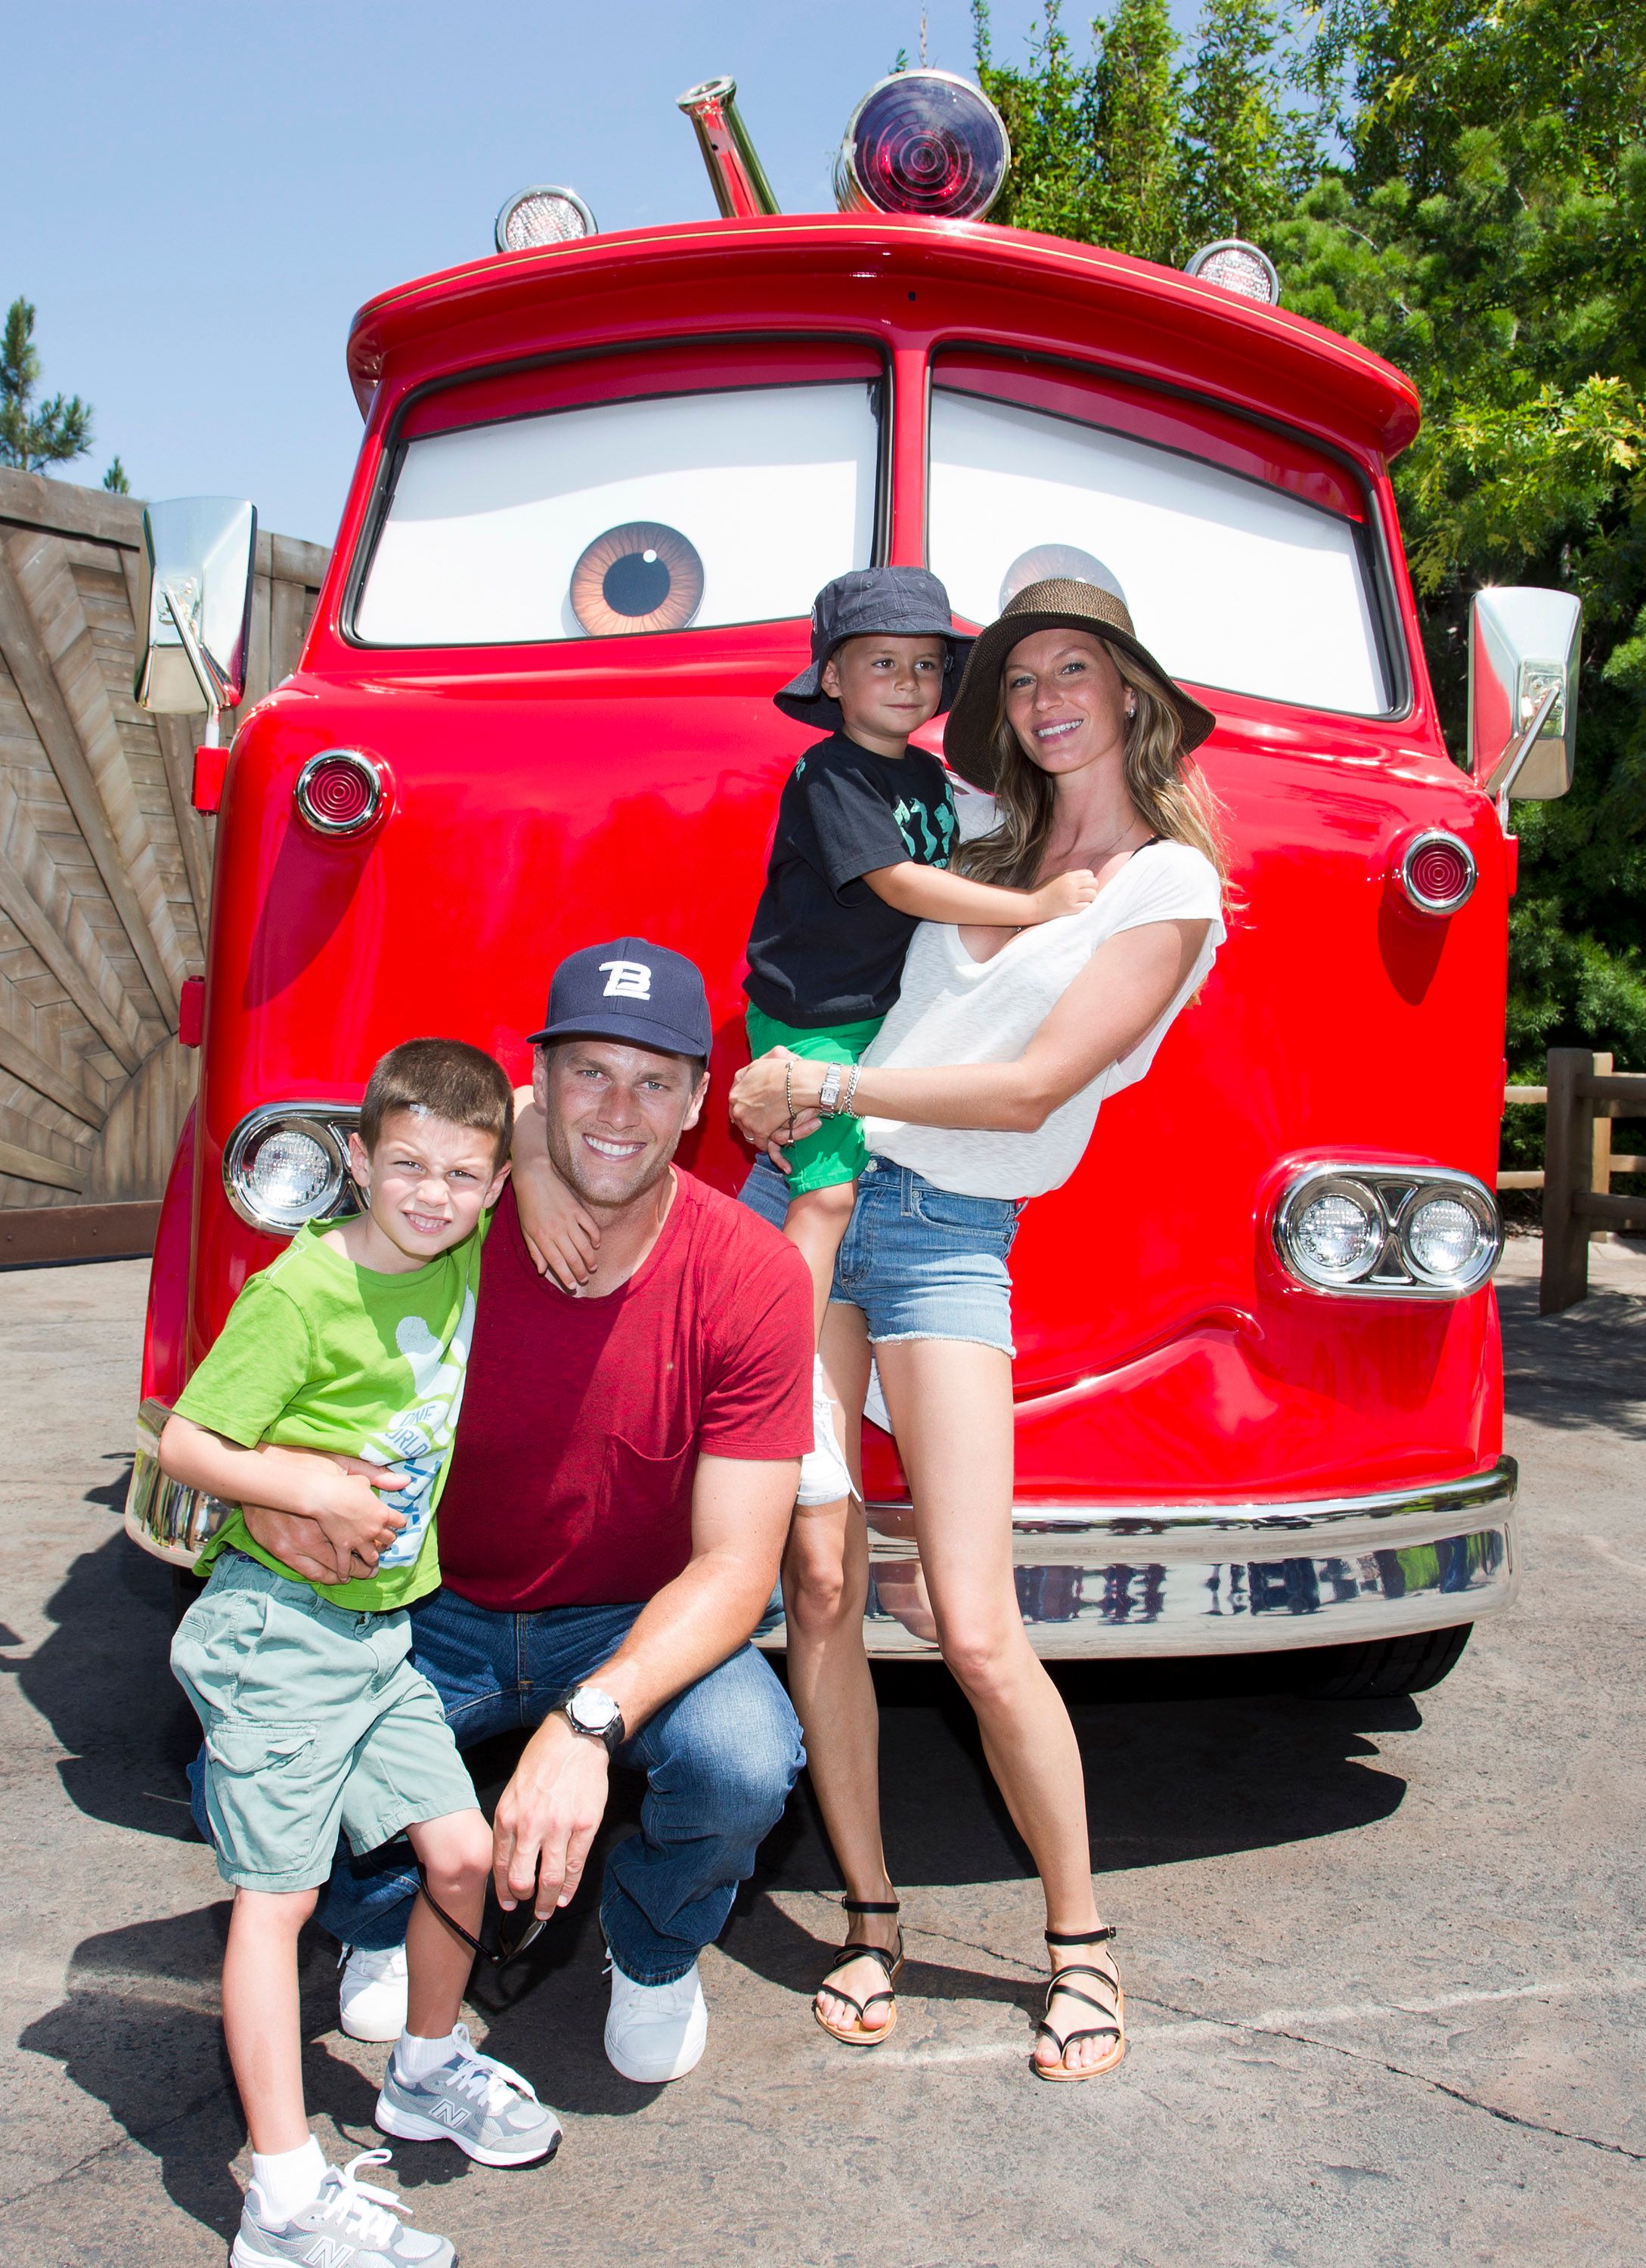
0, 467, 330, 1218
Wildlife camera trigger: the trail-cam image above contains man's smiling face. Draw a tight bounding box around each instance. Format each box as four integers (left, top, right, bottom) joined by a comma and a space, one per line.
536, 1037, 708, 1211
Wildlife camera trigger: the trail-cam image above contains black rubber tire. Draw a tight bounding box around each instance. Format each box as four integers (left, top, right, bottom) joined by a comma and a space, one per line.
1286, 1623, 1473, 1699
170, 1566, 206, 1628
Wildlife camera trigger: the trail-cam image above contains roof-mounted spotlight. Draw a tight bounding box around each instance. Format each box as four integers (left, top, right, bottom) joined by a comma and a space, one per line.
835, 69, 1011, 222
1184, 238, 1281, 305
494, 184, 598, 253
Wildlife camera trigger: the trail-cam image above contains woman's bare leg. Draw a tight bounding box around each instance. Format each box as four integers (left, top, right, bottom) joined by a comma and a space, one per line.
874, 1337, 1111, 2073
783, 1302, 898, 2030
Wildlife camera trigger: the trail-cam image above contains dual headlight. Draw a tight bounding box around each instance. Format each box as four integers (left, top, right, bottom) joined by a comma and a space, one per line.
1273, 1164, 1501, 1297
224, 1104, 361, 1234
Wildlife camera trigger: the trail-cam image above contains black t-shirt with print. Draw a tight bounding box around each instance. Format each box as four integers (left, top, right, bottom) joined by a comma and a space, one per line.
743, 731, 958, 1027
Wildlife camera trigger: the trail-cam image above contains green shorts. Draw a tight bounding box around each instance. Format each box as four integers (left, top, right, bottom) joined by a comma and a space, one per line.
744, 1004, 884, 1195
170, 1548, 478, 1893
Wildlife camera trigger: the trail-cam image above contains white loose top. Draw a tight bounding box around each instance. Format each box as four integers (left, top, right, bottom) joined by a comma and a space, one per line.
862, 835, 1225, 1199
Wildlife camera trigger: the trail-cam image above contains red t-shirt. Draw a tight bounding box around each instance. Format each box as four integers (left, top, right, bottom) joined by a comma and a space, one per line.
434, 1173, 813, 1612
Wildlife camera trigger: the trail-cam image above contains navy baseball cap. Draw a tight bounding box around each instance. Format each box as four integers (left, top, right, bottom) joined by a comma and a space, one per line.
775, 566, 975, 730
527, 938, 714, 1061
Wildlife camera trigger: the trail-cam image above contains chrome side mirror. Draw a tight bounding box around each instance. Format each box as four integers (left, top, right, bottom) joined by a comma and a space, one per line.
1468, 586, 1581, 807
134, 497, 257, 740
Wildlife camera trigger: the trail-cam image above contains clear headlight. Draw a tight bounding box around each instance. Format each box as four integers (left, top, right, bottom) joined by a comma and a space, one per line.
1401, 1191, 1496, 1288
224, 1108, 355, 1233
1291, 1183, 1383, 1282
1273, 1163, 1501, 1297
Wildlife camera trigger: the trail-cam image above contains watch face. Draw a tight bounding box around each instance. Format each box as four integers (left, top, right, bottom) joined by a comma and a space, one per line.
569, 1687, 619, 1733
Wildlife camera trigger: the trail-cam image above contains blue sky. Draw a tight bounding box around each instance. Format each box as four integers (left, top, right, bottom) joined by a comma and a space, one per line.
7, 2, 1202, 543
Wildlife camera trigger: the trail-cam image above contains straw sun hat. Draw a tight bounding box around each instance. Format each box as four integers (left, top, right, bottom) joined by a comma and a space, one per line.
941, 578, 1217, 791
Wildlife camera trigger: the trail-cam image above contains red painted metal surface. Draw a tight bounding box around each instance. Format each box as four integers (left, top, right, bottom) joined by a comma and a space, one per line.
151, 215, 1505, 1516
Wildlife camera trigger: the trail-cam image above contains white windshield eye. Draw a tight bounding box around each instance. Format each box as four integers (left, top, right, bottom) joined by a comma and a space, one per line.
355, 382, 880, 646
570, 522, 704, 635
930, 389, 1389, 714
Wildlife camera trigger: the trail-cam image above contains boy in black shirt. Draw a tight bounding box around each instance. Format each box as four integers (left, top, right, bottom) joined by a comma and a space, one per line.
743, 567, 1100, 1503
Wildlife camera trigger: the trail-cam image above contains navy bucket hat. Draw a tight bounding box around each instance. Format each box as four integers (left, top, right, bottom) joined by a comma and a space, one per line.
775, 566, 974, 730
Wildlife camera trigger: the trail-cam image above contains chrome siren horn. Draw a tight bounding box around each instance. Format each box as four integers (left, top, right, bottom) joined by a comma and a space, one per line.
677, 76, 781, 218
835, 70, 1010, 221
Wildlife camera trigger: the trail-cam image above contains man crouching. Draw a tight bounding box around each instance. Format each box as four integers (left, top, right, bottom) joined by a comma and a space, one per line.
246, 940, 813, 2087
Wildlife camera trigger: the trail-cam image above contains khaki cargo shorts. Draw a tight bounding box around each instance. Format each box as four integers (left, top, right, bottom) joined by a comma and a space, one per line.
170, 1548, 479, 1893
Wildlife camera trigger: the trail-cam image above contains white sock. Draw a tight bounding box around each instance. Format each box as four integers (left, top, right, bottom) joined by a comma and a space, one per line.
395, 2026, 459, 2081
249, 2135, 326, 2223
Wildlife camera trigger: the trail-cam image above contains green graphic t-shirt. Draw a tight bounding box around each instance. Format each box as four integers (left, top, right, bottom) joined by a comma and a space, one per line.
175, 1216, 488, 1611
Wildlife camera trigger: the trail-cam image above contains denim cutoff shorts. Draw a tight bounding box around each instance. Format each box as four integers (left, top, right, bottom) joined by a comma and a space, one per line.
739, 1154, 1020, 1355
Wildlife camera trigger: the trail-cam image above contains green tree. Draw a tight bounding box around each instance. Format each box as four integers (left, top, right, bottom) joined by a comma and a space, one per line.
0, 298, 93, 474
1274, 5, 1646, 1095
974, 1, 1322, 260
102, 454, 130, 494
1180, 0, 1319, 244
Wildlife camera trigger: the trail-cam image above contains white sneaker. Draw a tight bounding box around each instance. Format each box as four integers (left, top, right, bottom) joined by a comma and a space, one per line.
339, 1944, 408, 2043
796, 1358, 854, 1507
604, 1958, 708, 2083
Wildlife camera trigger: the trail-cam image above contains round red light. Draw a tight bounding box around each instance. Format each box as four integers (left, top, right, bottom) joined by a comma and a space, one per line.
835, 71, 1010, 222
1400, 829, 1477, 915
294, 750, 383, 837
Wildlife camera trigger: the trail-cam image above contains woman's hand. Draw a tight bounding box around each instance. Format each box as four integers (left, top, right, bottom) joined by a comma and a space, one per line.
729, 1048, 828, 1150
513, 1088, 601, 1289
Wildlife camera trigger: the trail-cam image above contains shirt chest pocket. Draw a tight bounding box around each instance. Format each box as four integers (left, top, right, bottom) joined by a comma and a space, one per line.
598, 1433, 696, 1529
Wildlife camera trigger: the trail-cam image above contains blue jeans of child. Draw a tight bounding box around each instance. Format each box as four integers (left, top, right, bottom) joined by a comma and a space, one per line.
190, 1586, 804, 1986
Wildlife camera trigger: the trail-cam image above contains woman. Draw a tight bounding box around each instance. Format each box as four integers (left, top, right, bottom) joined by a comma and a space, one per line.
729, 576, 1226, 2081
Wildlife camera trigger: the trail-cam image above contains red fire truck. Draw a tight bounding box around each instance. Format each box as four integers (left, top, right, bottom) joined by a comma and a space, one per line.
124, 72, 1582, 1695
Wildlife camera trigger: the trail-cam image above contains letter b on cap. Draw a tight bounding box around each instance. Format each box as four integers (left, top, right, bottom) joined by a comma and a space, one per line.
600, 959, 652, 999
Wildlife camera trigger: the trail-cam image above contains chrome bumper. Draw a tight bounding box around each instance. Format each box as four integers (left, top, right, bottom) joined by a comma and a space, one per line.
804, 1459, 1520, 1659
125, 1400, 234, 1567
126, 1397, 1516, 1659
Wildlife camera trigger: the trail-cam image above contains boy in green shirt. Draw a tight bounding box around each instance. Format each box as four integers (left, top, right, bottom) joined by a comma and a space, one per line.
163, 1039, 560, 2268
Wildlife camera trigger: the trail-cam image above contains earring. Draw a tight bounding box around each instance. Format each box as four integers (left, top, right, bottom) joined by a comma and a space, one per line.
1124, 699, 1136, 718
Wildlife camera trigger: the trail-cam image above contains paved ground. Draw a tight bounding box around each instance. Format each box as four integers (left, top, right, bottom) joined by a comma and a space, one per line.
2, 1239, 1642, 2266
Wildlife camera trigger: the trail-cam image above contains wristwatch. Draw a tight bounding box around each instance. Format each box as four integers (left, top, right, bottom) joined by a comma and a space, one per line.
818, 1061, 845, 1116
557, 1682, 625, 1755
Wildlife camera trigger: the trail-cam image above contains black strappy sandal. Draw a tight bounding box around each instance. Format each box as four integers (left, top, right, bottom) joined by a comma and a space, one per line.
1034, 1926, 1124, 2081
814, 1898, 904, 2046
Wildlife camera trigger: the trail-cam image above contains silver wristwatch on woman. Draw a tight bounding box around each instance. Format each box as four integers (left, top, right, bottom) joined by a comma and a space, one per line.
818, 1061, 845, 1115
557, 1682, 625, 1754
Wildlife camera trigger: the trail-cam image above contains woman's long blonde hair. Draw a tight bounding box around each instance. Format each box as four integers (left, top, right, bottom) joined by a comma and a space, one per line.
956, 637, 1227, 894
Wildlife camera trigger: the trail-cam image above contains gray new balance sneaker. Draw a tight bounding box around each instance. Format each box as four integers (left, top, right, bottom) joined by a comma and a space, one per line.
375, 2023, 561, 2167
231, 2149, 452, 2268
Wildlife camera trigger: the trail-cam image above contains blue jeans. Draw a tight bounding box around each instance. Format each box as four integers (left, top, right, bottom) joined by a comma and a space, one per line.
191, 1587, 803, 1986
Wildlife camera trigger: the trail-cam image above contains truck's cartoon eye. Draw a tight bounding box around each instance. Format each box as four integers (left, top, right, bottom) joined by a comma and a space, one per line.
353, 380, 880, 648
569, 522, 704, 636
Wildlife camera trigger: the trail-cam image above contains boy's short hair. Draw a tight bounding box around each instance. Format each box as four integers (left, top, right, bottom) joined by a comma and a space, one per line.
360, 1039, 513, 1167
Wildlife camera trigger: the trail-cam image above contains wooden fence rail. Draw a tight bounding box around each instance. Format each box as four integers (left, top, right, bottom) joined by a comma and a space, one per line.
1502, 1049, 1646, 1312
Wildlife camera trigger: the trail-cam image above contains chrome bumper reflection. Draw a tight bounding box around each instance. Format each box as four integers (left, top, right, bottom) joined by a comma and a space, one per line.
767, 1458, 1520, 1659
125, 1399, 233, 1567
126, 1393, 1517, 1660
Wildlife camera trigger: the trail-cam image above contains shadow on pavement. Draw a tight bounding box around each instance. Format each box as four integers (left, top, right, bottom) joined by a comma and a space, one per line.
6, 1526, 202, 1842
718, 1657, 1412, 2006
1498, 1277, 1646, 1440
